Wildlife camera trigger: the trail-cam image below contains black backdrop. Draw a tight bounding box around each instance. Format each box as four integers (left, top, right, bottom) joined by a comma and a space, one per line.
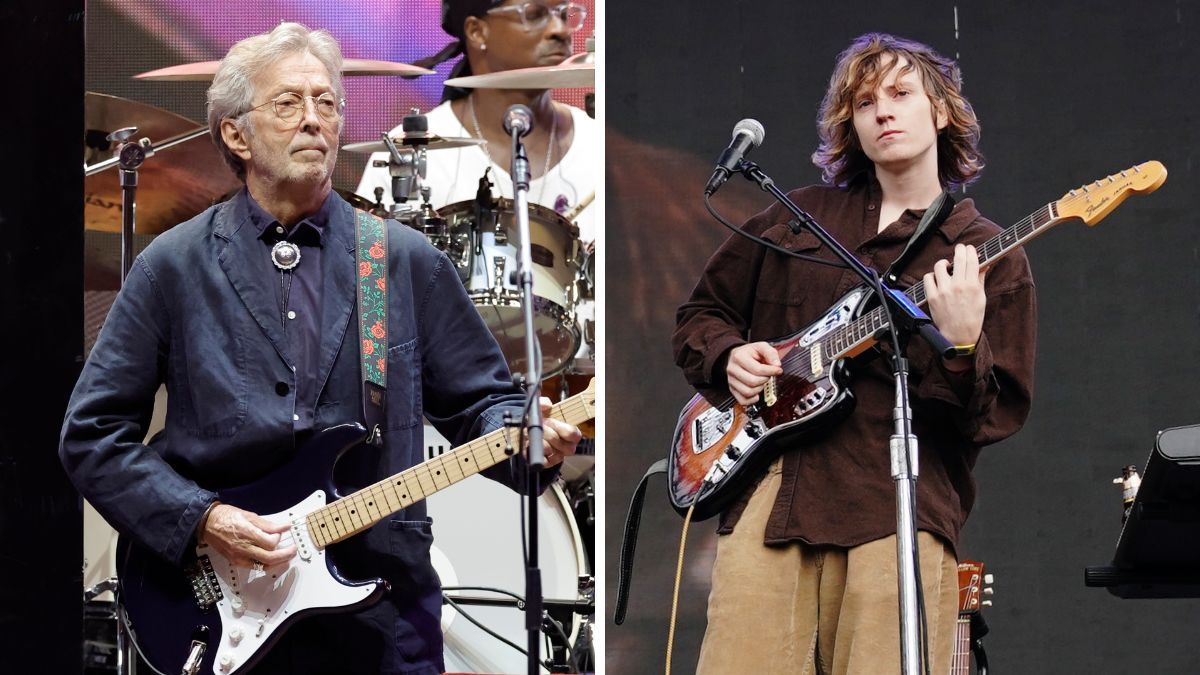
605, 2, 1200, 673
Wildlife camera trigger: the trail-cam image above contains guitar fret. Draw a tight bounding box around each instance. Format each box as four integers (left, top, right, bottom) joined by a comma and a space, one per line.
303, 384, 594, 549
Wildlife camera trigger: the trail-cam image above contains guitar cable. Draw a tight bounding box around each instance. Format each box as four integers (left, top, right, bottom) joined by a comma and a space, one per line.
665, 499, 697, 675
441, 585, 583, 673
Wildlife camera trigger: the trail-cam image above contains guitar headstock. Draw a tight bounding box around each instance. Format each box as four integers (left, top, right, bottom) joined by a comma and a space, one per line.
1055, 160, 1167, 226
957, 560, 993, 616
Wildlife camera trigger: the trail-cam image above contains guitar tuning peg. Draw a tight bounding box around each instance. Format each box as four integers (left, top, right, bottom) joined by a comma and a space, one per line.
981, 600, 993, 607
983, 587, 994, 596
983, 573, 994, 585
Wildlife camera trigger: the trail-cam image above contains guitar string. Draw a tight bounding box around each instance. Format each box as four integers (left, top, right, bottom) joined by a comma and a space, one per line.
775, 202, 1053, 378
713, 200, 1051, 411
307, 396, 592, 542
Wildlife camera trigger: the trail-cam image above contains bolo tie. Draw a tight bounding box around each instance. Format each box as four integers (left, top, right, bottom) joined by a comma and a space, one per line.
270, 238, 301, 329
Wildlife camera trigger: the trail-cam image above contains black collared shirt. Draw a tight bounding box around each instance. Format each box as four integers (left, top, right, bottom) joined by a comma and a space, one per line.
246, 191, 333, 433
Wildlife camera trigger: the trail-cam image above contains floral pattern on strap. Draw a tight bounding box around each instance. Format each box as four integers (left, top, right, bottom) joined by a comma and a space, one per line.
356, 211, 388, 386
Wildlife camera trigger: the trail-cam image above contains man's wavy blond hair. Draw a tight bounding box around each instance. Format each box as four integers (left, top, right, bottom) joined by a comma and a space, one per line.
812, 33, 983, 189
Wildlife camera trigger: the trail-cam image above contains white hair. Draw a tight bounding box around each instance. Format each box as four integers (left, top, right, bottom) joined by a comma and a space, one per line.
207, 22, 345, 181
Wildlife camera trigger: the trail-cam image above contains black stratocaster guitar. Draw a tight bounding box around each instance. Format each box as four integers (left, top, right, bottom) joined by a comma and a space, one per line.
669, 162, 1167, 519
117, 380, 594, 675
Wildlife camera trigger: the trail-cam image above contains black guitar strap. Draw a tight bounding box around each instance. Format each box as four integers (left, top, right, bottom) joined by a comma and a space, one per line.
614, 458, 668, 625
881, 190, 956, 284
355, 210, 389, 445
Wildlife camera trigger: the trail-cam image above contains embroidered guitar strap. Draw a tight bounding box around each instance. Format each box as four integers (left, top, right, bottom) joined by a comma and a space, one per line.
355, 209, 388, 444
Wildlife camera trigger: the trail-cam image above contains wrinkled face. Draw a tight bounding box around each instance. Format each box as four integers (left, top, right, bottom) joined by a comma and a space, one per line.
231, 51, 341, 190
851, 54, 947, 174
478, 1, 574, 71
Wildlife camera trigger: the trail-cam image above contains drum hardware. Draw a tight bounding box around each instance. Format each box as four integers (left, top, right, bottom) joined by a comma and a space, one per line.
439, 198, 582, 377
134, 58, 434, 81
83, 578, 139, 675
342, 132, 486, 154
84, 93, 239, 237
493, 255, 508, 291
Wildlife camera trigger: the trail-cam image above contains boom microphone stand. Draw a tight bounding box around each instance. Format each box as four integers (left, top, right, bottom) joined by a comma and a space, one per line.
735, 160, 954, 675
502, 103, 547, 675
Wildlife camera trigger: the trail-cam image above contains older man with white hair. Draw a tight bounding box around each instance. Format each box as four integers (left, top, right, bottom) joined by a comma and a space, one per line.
60, 22, 579, 674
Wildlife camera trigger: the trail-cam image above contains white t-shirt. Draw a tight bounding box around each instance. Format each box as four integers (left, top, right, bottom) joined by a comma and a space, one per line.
355, 100, 596, 243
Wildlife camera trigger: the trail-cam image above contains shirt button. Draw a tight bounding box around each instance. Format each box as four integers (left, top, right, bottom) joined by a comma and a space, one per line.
293, 414, 300, 422
275, 225, 285, 234
868, 204, 876, 210
275, 382, 290, 396
287, 310, 297, 320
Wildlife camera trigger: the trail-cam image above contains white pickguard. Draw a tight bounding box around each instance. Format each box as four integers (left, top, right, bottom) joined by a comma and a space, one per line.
197, 491, 378, 674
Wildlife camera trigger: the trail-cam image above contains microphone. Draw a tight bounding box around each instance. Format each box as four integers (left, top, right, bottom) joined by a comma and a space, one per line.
705, 119, 765, 195
502, 104, 534, 138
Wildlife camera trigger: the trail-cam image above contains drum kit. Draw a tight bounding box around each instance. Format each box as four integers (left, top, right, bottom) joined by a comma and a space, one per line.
82, 49, 596, 675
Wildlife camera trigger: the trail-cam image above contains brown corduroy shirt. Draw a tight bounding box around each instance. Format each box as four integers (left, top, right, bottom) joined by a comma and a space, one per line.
672, 175, 1037, 554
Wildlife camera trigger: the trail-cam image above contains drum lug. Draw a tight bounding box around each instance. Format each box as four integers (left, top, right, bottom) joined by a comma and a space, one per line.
492, 256, 507, 291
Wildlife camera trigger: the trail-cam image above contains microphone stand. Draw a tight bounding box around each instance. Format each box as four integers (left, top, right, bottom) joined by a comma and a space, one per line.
506, 108, 546, 675
735, 160, 954, 675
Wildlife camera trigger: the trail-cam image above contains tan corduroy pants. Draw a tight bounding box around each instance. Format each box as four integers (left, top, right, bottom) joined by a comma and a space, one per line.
696, 459, 959, 675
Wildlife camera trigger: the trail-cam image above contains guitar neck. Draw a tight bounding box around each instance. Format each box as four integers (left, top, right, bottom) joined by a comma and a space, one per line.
950, 616, 972, 675
826, 201, 1059, 360
305, 392, 594, 548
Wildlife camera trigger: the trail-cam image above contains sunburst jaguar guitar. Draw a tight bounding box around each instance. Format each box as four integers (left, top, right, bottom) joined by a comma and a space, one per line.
669, 162, 1167, 519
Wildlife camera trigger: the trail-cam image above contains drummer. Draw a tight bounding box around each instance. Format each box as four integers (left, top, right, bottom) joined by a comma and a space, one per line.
355, 0, 596, 245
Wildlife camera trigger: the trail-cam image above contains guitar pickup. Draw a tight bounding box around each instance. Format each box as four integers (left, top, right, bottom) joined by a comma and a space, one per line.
763, 376, 777, 407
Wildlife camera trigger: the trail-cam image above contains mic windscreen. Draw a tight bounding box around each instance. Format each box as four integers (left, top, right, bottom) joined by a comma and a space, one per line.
733, 118, 765, 148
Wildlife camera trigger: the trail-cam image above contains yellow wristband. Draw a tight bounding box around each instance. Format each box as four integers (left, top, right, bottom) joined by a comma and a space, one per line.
950, 343, 977, 357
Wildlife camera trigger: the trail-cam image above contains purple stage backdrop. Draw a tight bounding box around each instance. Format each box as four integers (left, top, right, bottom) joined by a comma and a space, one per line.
87, 0, 593, 192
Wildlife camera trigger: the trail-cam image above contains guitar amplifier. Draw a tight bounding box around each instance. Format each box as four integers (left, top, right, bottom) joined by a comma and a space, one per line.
1085, 424, 1200, 598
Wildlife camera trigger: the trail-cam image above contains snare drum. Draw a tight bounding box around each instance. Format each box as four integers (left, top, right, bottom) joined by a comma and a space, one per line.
439, 199, 582, 378
424, 426, 590, 673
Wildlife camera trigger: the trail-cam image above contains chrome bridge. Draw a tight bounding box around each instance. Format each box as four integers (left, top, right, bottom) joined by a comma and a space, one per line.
187, 555, 223, 609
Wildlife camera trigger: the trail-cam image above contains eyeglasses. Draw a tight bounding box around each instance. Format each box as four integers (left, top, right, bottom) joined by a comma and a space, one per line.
243, 92, 345, 123
486, 2, 587, 33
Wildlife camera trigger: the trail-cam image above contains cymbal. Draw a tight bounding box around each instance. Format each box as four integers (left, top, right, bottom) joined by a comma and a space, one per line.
84, 93, 240, 235
444, 54, 594, 89
135, 58, 434, 81
342, 133, 486, 154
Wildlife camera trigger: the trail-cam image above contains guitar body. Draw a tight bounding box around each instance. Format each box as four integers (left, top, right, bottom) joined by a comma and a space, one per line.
116, 424, 386, 675
669, 286, 869, 519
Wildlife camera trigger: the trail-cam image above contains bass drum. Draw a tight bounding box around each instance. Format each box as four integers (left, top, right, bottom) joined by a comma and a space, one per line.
440, 198, 582, 378
423, 425, 590, 673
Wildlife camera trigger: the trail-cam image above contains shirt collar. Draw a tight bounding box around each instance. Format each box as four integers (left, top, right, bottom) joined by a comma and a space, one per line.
860, 171, 973, 244
246, 189, 333, 247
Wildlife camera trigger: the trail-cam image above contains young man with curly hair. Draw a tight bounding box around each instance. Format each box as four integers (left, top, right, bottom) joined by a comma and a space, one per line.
672, 33, 1037, 674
